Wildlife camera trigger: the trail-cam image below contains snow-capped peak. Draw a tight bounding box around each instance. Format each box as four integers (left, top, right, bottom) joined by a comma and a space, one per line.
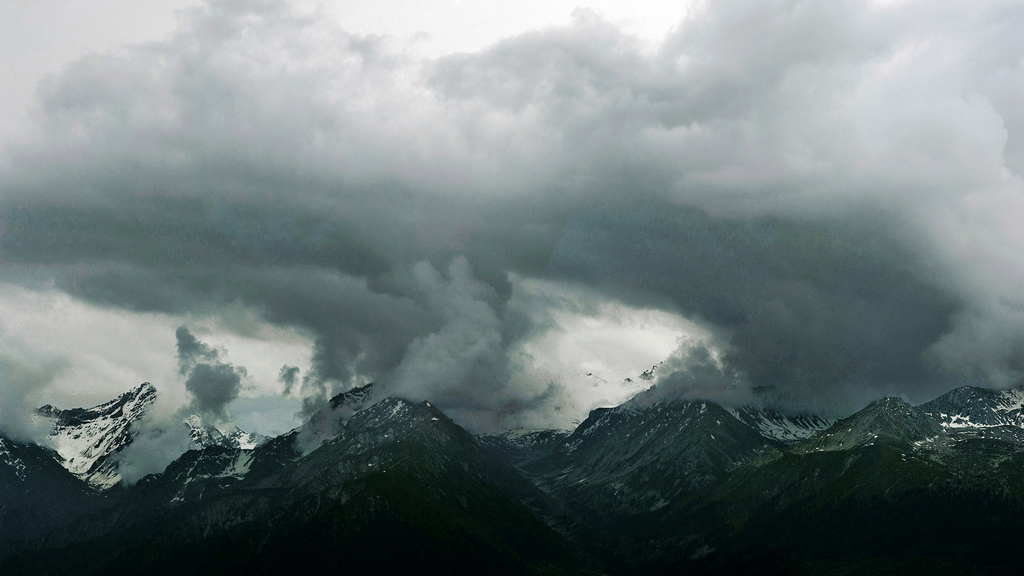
39, 382, 157, 490
183, 414, 269, 450
328, 383, 375, 415
293, 383, 378, 451
920, 385, 1024, 430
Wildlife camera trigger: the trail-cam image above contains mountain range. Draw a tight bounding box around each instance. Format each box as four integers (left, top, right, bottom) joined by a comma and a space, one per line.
4, 381, 1024, 574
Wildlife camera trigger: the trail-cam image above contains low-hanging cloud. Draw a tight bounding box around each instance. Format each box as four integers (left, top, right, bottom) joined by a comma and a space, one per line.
114, 327, 250, 483
2, 0, 1023, 425
385, 257, 509, 426
116, 416, 193, 485
0, 337, 69, 442
175, 325, 219, 375
184, 363, 245, 418
632, 341, 756, 408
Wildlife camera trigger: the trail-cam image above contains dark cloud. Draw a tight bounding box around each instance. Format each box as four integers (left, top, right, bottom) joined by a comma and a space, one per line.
278, 365, 300, 395
175, 325, 219, 375
184, 363, 245, 418
2, 0, 1023, 425
547, 199, 963, 411
115, 327, 253, 483
633, 343, 754, 408
176, 326, 246, 420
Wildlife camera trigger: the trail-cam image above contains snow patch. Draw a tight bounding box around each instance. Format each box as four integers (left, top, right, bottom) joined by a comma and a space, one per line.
41, 383, 157, 489
0, 438, 27, 481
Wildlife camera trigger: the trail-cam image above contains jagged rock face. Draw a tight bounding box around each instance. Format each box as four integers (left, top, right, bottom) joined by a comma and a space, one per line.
37, 383, 269, 491
727, 406, 833, 443
130, 384, 381, 502
0, 437, 29, 484
921, 385, 1024, 429
136, 396, 435, 507
183, 414, 269, 450
38, 383, 157, 490
282, 398, 481, 491
157, 397, 490, 502
329, 382, 375, 412
289, 383, 379, 454
134, 444, 258, 506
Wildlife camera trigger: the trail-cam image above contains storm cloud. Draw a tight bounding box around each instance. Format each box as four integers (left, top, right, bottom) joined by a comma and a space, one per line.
278, 365, 300, 395
2, 0, 1024, 426
176, 325, 219, 376
176, 326, 246, 420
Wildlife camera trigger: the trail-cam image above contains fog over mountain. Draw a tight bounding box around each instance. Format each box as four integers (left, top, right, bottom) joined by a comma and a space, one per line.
2, 0, 1023, 433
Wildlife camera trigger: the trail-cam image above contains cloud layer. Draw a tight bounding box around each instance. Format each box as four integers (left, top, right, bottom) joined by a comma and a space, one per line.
2, 0, 1024, 425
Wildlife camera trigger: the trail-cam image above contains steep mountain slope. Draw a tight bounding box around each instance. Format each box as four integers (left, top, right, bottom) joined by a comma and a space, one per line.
0, 436, 99, 558
144, 384, 388, 501
527, 399, 779, 529
5, 393, 580, 576
920, 385, 1024, 445
288, 382, 378, 453
798, 396, 944, 451
506, 398, 833, 573
627, 396, 1024, 575
38, 383, 157, 489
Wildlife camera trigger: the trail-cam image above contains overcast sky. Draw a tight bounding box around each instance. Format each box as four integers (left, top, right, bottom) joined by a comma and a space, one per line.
2, 0, 1023, 441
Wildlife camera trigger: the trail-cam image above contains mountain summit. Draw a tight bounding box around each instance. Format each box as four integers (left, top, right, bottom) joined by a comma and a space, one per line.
921, 385, 1024, 429
38, 383, 157, 489
183, 414, 269, 450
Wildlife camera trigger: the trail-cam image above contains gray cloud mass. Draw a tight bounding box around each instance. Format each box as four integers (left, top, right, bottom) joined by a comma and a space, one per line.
0, 338, 70, 441
278, 365, 300, 395
176, 326, 246, 420
175, 325, 219, 375
2, 0, 1024, 426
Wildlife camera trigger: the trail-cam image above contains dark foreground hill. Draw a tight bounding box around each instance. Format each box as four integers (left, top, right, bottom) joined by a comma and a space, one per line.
3, 393, 579, 575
